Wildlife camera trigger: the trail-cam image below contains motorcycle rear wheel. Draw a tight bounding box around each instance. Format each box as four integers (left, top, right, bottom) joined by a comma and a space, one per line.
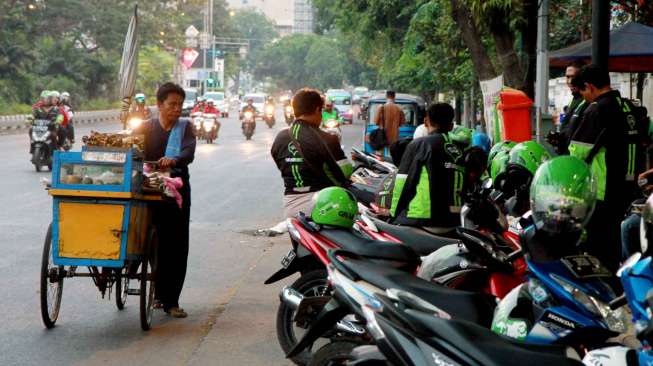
276, 269, 328, 366
308, 341, 360, 366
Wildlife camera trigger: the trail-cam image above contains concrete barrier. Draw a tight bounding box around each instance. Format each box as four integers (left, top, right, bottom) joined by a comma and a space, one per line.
0, 109, 121, 133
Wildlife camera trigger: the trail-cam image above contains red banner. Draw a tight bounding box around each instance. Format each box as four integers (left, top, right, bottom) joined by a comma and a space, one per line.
181, 48, 199, 69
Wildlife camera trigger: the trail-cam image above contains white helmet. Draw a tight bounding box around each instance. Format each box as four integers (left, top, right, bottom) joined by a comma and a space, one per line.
207, 98, 215, 105
50, 90, 60, 99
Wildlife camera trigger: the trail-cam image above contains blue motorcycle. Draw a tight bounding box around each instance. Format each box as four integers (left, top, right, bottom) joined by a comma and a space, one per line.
492, 229, 631, 349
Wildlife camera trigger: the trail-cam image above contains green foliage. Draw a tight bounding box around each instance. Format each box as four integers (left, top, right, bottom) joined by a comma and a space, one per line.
135, 45, 175, 98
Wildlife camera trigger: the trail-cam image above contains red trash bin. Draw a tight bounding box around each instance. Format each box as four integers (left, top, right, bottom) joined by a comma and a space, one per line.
497, 89, 532, 142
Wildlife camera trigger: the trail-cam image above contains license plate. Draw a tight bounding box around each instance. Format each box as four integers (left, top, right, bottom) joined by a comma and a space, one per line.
561, 255, 612, 278
33, 126, 48, 133
281, 250, 297, 269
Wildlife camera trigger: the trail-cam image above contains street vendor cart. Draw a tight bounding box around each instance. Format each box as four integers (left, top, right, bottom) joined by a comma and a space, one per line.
40, 145, 161, 331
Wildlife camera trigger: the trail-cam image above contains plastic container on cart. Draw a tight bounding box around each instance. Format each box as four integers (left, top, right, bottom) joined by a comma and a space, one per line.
497, 89, 533, 143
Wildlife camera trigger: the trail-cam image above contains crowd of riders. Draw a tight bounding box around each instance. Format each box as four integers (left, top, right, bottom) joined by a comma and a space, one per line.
31, 90, 75, 149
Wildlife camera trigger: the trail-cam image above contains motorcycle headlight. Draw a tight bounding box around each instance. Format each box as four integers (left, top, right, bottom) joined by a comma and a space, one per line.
194, 120, 202, 127
266, 105, 275, 114
325, 120, 339, 129
32, 130, 48, 142
203, 121, 214, 131
127, 117, 143, 130
244, 111, 253, 119
551, 275, 630, 333
285, 106, 293, 113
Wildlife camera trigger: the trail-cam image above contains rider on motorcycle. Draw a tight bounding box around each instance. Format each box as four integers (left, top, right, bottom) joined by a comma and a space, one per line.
390, 102, 472, 233
241, 98, 257, 120
321, 98, 340, 127
31, 90, 64, 149
271, 88, 353, 218
130, 93, 153, 120
192, 97, 206, 114
203, 99, 219, 114
60, 91, 75, 143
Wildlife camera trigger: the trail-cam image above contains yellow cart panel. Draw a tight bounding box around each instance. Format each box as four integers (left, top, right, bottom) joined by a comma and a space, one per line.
58, 202, 124, 260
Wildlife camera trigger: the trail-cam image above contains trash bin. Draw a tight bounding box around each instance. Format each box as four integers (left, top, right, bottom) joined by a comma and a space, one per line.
497, 89, 533, 143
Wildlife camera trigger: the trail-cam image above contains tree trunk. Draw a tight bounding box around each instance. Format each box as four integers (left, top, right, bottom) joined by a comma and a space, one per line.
520, 0, 538, 99
455, 94, 463, 125
450, 0, 497, 81
488, 10, 524, 91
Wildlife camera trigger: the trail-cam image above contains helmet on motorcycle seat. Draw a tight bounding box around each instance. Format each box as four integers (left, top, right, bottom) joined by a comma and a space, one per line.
508, 141, 551, 176
488, 140, 516, 162
449, 126, 473, 147
530, 156, 596, 234
134, 93, 146, 103
490, 150, 510, 181
310, 187, 358, 229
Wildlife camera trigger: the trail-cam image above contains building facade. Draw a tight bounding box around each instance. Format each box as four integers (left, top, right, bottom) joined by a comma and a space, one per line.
293, 0, 314, 34
227, 0, 294, 36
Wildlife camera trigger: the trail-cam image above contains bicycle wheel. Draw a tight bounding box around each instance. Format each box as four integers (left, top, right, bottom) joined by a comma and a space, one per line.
115, 267, 129, 310
140, 229, 158, 331
40, 223, 64, 328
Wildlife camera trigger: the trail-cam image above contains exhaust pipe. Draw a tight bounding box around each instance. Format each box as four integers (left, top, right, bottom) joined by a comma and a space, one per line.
280, 286, 304, 310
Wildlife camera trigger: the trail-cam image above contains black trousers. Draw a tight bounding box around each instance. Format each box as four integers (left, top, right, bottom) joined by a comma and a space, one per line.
153, 186, 191, 310
584, 201, 626, 273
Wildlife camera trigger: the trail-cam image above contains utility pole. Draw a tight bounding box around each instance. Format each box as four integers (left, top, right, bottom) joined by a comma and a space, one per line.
592, 0, 610, 70
534, 0, 549, 143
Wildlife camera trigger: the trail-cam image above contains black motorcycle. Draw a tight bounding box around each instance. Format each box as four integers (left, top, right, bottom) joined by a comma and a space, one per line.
242, 110, 256, 140
30, 118, 59, 172
264, 104, 276, 128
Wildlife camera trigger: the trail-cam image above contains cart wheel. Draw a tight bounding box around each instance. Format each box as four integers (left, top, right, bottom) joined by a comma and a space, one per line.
40, 223, 64, 329
140, 229, 158, 331
115, 267, 129, 310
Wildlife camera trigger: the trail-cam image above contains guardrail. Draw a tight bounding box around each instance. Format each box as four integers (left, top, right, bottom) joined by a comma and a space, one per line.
0, 110, 120, 133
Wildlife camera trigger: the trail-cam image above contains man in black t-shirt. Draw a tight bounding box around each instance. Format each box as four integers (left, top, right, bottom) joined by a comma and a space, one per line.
271, 88, 353, 218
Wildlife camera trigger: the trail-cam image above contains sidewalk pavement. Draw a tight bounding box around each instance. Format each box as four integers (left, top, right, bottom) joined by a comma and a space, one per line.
188, 235, 296, 366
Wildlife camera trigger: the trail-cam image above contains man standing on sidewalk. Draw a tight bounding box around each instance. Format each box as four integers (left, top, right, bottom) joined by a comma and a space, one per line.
374, 90, 405, 146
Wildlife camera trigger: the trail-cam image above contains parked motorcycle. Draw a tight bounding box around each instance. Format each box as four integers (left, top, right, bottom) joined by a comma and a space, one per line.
264, 104, 276, 128
242, 111, 256, 140
30, 118, 58, 172
202, 113, 220, 144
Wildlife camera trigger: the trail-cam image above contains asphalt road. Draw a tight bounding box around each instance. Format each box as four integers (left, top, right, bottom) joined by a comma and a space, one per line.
0, 110, 363, 366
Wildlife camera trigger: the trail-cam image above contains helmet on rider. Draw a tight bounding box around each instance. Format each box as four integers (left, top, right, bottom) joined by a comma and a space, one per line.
60, 92, 70, 103
488, 140, 516, 162
450, 126, 473, 147
530, 156, 596, 234
134, 93, 146, 104
40, 90, 50, 100
247, 98, 254, 105
310, 187, 358, 229
508, 141, 551, 176
207, 99, 214, 105
49, 91, 60, 105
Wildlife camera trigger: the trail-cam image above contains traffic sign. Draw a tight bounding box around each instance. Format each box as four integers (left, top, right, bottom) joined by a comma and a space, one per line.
185, 25, 199, 38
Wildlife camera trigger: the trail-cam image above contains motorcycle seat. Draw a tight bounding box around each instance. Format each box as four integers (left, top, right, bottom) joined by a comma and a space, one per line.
405, 315, 583, 366
338, 257, 496, 326
320, 228, 420, 268
367, 216, 462, 256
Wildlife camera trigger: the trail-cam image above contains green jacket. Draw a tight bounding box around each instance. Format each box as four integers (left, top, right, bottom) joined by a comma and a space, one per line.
390, 132, 465, 228
568, 90, 644, 207
321, 109, 340, 125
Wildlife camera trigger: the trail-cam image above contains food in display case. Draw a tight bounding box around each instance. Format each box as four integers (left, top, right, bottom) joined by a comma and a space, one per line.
60, 163, 124, 186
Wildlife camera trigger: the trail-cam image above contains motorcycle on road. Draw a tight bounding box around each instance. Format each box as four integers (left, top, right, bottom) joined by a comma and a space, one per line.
191, 112, 203, 141
284, 105, 294, 125
264, 104, 276, 128
201, 113, 220, 144
242, 111, 256, 140
29, 118, 58, 172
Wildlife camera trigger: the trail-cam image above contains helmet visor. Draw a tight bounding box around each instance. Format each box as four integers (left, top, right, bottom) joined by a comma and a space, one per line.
531, 183, 596, 233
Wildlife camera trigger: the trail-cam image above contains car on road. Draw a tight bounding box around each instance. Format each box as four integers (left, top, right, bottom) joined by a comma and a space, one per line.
352, 86, 368, 104
182, 88, 198, 116
203, 91, 229, 118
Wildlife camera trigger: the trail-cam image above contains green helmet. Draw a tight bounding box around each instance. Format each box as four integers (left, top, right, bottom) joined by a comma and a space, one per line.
450, 126, 473, 146
40, 90, 50, 99
310, 187, 358, 228
490, 150, 510, 181
508, 141, 551, 175
530, 156, 596, 234
488, 141, 516, 162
